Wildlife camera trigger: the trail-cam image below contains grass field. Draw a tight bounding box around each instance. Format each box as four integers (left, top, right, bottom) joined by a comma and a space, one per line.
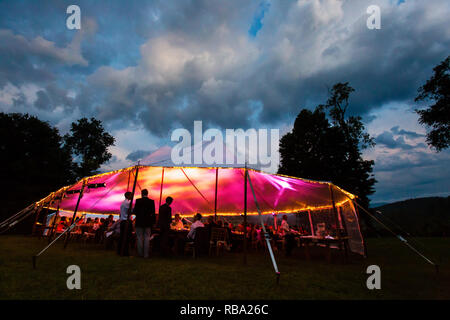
0, 235, 449, 300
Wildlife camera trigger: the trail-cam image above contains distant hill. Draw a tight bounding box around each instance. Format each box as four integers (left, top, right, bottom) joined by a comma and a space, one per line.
372, 196, 450, 236
370, 201, 390, 208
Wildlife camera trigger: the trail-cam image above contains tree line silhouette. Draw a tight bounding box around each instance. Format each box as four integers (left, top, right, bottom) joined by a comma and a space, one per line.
0, 114, 114, 231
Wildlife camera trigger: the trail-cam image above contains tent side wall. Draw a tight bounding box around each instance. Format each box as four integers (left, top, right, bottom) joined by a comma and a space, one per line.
342, 200, 366, 256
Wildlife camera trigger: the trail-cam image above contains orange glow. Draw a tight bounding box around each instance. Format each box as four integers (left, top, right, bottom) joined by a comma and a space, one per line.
37, 165, 357, 216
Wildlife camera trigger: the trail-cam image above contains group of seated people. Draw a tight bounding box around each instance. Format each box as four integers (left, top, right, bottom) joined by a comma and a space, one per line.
166, 213, 231, 254
171, 214, 311, 254
51, 212, 258, 254
49, 211, 330, 258
53, 214, 119, 244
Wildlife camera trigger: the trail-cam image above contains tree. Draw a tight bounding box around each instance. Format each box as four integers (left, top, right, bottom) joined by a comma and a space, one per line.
415, 56, 450, 151
278, 83, 376, 207
0, 113, 73, 225
278, 109, 340, 182
64, 117, 115, 180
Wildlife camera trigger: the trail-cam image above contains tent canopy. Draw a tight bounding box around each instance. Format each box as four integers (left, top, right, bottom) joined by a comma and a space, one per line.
44, 166, 355, 217
38, 165, 365, 256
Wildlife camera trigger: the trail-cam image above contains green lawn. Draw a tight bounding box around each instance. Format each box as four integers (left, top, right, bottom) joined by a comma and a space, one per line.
0, 235, 449, 300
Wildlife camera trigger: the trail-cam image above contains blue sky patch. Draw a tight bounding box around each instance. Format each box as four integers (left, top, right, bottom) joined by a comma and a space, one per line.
248, 1, 270, 38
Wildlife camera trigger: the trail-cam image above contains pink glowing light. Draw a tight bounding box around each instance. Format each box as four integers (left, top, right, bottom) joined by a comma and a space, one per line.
53, 166, 353, 216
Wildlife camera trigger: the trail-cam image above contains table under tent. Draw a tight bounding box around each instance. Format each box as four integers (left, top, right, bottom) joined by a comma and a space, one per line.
25, 165, 366, 258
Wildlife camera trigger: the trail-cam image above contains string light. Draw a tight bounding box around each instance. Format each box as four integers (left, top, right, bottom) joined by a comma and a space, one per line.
44, 198, 352, 219
36, 166, 357, 216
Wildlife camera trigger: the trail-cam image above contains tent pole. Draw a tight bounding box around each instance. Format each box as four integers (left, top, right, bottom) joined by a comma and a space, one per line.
0, 203, 35, 229
33, 213, 86, 268
214, 168, 218, 222
337, 205, 350, 260
31, 200, 47, 236
337, 206, 344, 229
36, 194, 57, 235
308, 210, 315, 236
48, 196, 62, 243
0, 203, 36, 234
121, 164, 139, 256
127, 168, 131, 191
352, 199, 438, 272
329, 184, 340, 235
338, 206, 347, 233
246, 170, 280, 283
159, 167, 165, 212
68, 180, 87, 226
64, 179, 87, 249
350, 199, 368, 258
243, 167, 248, 265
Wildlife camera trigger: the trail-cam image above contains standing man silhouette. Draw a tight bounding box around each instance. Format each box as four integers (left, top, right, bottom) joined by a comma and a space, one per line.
133, 189, 156, 258
158, 196, 173, 256
118, 192, 132, 256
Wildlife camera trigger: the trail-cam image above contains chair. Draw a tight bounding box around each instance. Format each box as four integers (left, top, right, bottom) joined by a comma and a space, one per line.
185, 240, 195, 258
209, 228, 228, 256
82, 232, 95, 245
316, 222, 326, 237
276, 238, 286, 253
148, 233, 159, 256
185, 227, 209, 258
251, 230, 257, 250
252, 229, 264, 251
297, 236, 311, 260
104, 231, 119, 250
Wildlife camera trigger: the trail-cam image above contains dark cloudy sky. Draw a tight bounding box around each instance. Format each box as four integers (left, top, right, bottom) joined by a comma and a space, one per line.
0, 0, 449, 204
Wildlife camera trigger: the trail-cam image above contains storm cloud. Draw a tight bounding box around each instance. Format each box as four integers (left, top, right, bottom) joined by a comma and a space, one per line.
0, 0, 449, 203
